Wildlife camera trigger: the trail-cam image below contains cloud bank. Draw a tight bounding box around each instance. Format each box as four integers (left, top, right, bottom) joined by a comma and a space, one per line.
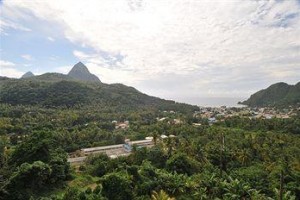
1, 0, 300, 103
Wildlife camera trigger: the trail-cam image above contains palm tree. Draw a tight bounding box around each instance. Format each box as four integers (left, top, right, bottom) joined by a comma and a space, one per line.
274, 188, 296, 200
152, 131, 159, 145
221, 176, 252, 200
236, 148, 251, 166
166, 136, 175, 157
193, 187, 208, 200
151, 190, 175, 200
0, 136, 9, 167
160, 136, 176, 157
193, 143, 207, 164
202, 173, 221, 199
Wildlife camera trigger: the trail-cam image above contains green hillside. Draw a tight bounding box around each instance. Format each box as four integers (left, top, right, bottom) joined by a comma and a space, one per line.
0, 73, 198, 113
240, 82, 300, 107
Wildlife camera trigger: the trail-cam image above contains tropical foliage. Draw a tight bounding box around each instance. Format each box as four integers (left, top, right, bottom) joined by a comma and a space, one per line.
0, 100, 299, 199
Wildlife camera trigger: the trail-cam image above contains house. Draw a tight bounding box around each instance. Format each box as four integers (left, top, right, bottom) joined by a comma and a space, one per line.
115, 121, 129, 129
158, 117, 167, 122
160, 135, 168, 139
192, 123, 202, 126
264, 114, 273, 119
173, 119, 182, 124
208, 117, 216, 124
160, 134, 176, 139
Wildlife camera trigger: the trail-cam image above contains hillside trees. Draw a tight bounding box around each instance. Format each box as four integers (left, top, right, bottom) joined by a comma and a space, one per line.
0, 131, 70, 199
0, 161, 51, 200
101, 173, 133, 200
0, 101, 299, 199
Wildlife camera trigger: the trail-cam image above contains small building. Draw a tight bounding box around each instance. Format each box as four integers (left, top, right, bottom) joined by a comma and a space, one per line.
192, 123, 202, 126
123, 139, 153, 152
264, 114, 273, 119
158, 117, 167, 122
173, 119, 182, 125
115, 121, 129, 129
208, 117, 216, 124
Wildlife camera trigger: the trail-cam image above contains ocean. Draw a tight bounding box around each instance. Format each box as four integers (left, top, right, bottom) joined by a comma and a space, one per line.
175, 97, 247, 107
196, 97, 247, 107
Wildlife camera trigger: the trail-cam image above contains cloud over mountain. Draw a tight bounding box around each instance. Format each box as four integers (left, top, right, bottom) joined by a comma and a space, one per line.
1, 0, 299, 103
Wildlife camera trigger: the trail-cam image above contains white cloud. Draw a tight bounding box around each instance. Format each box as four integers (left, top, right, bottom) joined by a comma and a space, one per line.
0, 68, 24, 78
1, 0, 300, 100
0, 60, 23, 78
47, 36, 55, 42
0, 60, 15, 67
21, 54, 33, 61
0, 18, 31, 33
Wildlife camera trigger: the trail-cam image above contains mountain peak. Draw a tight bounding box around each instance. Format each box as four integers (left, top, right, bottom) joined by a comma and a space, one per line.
74, 61, 88, 69
21, 71, 34, 78
68, 62, 101, 82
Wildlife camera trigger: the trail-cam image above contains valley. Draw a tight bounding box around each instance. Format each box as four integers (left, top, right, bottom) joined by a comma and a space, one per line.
1, 1, 299, 199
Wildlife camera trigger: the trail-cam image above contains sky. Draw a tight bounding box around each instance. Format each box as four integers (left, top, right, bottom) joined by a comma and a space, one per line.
0, 0, 300, 105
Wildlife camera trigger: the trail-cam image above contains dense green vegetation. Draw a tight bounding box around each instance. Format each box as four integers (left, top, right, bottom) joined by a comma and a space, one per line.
0, 70, 299, 199
240, 82, 300, 107
0, 102, 299, 200
218, 116, 300, 135
0, 130, 70, 200
0, 75, 198, 113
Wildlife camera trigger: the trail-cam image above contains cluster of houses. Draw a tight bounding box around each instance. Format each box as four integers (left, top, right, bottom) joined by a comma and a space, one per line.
156, 117, 183, 125
249, 107, 296, 119
194, 106, 298, 122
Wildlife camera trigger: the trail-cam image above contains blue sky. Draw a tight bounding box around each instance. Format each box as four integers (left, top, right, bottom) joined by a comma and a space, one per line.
0, 0, 300, 104
0, 13, 88, 74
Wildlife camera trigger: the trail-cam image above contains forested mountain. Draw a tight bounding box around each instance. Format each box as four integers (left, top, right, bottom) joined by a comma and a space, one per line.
240, 82, 300, 107
0, 63, 198, 113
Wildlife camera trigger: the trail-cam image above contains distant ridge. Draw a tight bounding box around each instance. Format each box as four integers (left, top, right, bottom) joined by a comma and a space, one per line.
0, 62, 198, 113
21, 71, 34, 78
68, 62, 100, 82
240, 82, 300, 107
28, 73, 75, 82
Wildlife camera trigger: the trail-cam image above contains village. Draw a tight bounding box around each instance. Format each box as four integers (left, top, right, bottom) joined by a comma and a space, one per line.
193, 106, 299, 123
67, 105, 299, 164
